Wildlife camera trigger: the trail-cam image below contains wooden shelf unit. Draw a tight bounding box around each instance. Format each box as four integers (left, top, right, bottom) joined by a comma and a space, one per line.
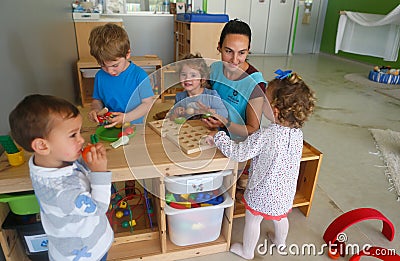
77, 56, 162, 106
0, 105, 322, 260
233, 140, 323, 218
74, 20, 163, 106
174, 19, 226, 61
0, 123, 238, 261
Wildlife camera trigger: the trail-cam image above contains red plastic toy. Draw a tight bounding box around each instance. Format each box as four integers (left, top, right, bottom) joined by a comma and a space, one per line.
323, 208, 395, 258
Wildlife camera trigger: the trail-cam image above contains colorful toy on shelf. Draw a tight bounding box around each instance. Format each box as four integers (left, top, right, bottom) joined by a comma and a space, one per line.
115, 211, 124, 218
0, 135, 25, 167
121, 220, 136, 228
166, 190, 224, 209
107, 182, 155, 234
323, 208, 395, 258
123, 209, 131, 216
119, 201, 128, 209
143, 181, 154, 229
0, 135, 19, 154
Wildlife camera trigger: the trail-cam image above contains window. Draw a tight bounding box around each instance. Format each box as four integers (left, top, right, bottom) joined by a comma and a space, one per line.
104, 0, 174, 13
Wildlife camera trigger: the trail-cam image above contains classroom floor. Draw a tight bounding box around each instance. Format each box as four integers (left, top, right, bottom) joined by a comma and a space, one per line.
168, 53, 399, 260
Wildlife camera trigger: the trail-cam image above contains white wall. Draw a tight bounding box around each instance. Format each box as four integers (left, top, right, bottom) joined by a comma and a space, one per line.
105, 14, 175, 65
0, 0, 78, 135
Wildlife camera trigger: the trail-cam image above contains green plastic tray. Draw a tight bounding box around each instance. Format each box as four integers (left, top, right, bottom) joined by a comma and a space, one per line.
95, 126, 136, 142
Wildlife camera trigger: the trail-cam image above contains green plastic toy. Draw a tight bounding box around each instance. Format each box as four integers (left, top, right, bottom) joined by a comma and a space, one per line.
0, 135, 19, 154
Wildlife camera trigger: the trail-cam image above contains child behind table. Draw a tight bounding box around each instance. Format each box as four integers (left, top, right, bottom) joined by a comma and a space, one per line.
88, 23, 154, 128
9, 94, 113, 261
209, 70, 316, 259
170, 53, 228, 120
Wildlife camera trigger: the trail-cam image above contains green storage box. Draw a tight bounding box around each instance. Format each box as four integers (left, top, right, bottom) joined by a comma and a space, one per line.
0, 192, 40, 215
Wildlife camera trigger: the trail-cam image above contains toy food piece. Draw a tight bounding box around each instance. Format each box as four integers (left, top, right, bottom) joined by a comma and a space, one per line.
97, 112, 113, 126
117, 126, 135, 138
202, 112, 218, 120
186, 107, 195, 115
82, 144, 93, 162
174, 117, 186, 124
202, 112, 212, 119
111, 135, 129, 149
115, 122, 131, 129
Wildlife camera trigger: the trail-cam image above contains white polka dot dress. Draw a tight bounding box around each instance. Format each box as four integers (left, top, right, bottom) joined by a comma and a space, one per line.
214, 124, 303, 217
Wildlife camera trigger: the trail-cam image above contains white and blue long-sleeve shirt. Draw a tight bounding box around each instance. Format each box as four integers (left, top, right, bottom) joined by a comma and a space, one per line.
29, 157, 114, 261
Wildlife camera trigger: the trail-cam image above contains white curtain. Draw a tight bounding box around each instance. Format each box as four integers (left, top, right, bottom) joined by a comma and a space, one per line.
335, 5, 400, 61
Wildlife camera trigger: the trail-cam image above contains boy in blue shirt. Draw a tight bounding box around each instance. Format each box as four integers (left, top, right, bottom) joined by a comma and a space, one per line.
87, 23, 154, 127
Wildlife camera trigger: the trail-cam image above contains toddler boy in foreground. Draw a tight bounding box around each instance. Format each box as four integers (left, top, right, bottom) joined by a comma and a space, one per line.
9, 94, 113, 261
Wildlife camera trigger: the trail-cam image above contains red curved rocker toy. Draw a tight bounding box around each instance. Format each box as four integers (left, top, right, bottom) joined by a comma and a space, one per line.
323, 208, 395, 258
350, 246, 400, 261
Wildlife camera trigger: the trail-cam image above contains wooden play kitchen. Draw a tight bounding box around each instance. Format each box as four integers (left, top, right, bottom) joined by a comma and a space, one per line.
0, 119, 322, 260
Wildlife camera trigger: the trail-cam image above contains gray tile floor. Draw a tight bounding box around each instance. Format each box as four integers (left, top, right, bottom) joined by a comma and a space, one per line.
181, 54, 400, 260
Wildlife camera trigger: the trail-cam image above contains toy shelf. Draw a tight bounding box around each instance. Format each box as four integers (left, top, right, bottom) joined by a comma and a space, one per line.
233, 141, 323, 218
174, 18, 226, 61
77, 56, 162, 106
0, 115, 321, 260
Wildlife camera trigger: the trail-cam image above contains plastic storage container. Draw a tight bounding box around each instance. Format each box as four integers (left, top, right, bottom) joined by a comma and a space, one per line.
176, 13, 229, 23
2, 212, 48, 261
80, 68, 100, 78
164, 189, 233, 246
0, 192, 40, 215
164, 170, 232, 194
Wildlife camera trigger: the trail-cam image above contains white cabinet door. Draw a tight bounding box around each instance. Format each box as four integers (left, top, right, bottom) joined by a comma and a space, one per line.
265, 0, 295, 54
249, 0, 270, 54
292, 0, 327, 54
225, 0, 251, 23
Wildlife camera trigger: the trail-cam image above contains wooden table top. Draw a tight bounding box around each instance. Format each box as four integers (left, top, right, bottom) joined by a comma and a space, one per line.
0, 123, 234, 194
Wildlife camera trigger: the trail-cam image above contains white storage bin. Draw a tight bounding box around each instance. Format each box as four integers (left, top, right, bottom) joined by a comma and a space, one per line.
164, 170, 232, 194
164, 189, 233, 246
80, 68, 100, 78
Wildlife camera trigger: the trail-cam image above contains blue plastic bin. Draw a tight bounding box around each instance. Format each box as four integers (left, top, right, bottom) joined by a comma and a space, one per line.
176, 13, 229, 23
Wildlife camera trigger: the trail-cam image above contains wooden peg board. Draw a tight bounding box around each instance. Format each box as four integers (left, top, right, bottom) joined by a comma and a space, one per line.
147, 119, 215, 154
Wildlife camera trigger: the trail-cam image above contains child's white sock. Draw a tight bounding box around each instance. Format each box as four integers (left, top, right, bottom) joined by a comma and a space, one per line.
230, 210, 263, 260
268, 217, 289, 248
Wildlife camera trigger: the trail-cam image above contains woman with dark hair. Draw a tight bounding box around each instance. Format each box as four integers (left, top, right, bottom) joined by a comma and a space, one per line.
203, 19, 267, 140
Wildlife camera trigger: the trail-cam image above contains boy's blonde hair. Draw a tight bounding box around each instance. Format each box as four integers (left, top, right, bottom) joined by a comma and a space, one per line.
9, 95, 80, 152
177, 53, 211, 89
89, 23, 130, 65
268, 73, 316, 128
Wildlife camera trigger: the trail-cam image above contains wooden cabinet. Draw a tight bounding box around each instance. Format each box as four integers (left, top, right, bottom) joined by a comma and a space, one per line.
174, 19, 225, 61
0, 123, 237, 261
74, 19, 123, 60
74, 19, 163, 106
77, 56, 162, 106
233, 140, 323, 218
